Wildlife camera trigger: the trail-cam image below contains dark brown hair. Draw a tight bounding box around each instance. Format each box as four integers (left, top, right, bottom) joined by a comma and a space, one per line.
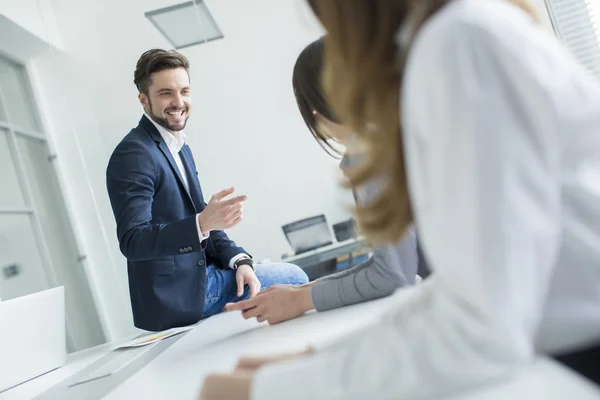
134, 49, 190, 95
292, 38, 342, 157
308, 0, 536, 244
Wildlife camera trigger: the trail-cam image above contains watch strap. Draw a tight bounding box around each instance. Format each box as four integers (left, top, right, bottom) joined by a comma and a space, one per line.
234, 257, 255, 271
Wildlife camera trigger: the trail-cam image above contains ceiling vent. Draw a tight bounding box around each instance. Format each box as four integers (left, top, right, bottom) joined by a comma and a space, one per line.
145, 0, 224, 49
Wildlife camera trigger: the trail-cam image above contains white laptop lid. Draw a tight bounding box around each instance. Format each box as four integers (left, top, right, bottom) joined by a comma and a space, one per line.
0, 286, 66, 392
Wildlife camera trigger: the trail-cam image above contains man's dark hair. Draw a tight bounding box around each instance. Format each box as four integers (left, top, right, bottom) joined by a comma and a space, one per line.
134, 49, 190, 95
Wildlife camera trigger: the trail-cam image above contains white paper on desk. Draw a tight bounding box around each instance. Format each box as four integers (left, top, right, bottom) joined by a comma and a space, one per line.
69, 342, 161, 387
117, 325, 195, 348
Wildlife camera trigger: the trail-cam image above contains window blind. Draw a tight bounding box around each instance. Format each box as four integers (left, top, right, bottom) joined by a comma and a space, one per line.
545, 0, 600, 76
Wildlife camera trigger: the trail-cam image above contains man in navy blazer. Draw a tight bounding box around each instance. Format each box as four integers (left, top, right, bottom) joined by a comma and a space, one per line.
106, 49, 308, 331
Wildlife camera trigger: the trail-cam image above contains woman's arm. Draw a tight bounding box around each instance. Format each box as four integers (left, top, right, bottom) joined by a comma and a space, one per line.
309, 149, 424, 311
311, 226, 419, 311
223, 231, 418, 323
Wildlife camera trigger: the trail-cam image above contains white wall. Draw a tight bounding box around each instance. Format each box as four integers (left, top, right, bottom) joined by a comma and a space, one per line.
0, 0, 63, 52
29, 52, 140, 340
0, 7, 108, 349
46, 0, 348, 263
7, 0, 561, 342
24, 0, 351, 340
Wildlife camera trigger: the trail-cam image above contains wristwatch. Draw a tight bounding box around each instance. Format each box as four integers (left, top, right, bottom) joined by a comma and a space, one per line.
234, 257, 256, 272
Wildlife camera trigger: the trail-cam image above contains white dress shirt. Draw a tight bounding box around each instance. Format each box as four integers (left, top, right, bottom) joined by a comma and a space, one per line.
145, 114, 247, 268
251, 1, 600, 399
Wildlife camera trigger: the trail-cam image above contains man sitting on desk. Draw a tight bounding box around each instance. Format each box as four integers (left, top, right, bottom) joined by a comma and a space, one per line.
106, 49, 308, 332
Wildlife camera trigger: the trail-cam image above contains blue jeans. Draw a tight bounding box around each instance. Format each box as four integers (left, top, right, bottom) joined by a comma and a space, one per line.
202, 263, 308, 318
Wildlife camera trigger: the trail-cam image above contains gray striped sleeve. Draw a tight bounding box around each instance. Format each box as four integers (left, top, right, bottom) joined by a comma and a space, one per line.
310, 154, 421, 312
311, 227, 419, 311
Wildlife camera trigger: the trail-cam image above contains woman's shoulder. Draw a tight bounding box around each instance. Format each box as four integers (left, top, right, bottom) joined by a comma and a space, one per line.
411, 0, 535, 55
432, 0, 532, 31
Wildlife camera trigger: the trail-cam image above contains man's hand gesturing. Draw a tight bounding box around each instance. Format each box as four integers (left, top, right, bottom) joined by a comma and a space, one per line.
197, 187, 247, 232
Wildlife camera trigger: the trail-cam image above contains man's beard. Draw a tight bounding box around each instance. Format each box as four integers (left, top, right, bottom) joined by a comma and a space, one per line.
147, 98, 189, 132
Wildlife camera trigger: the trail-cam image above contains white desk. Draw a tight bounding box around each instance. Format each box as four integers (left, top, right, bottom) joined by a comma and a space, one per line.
3, 293, 600, 400
281, 236, 368, 267
282, 236, 370, 280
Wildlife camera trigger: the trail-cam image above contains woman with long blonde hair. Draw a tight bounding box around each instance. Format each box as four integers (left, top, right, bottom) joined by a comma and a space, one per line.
200, 0, 600, 398
223, 38, 431, 326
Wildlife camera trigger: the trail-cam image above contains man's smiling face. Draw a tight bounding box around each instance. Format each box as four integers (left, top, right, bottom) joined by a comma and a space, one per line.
139, 67, 192, 133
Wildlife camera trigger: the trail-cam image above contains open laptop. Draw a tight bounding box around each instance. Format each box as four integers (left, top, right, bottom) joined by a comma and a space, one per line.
0, 286, 66, 392
282, 215, 333, 255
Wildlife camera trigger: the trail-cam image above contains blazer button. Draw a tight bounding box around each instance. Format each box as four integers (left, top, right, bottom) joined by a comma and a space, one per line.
187, 246, 192, 251
198, 259, 205, 267
179, 248, 184, 253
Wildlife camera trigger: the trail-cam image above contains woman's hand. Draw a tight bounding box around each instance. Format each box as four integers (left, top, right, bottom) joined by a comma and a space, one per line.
199, 370, 253, 400
224, 285, 314, 325
199, 349, 313, 399
235, 348, 314, 372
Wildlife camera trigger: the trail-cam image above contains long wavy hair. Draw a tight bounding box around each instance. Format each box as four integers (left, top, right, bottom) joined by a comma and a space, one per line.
307, 0, 537, 243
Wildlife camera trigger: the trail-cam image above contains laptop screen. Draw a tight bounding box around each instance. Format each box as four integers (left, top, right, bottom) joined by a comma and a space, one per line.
282, 215, 333, 254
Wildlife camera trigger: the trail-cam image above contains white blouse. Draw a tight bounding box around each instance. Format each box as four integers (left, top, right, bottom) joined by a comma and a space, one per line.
252, 0, 600, 398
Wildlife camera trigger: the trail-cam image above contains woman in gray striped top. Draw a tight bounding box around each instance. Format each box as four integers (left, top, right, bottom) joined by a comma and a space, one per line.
224, 38, 430, 323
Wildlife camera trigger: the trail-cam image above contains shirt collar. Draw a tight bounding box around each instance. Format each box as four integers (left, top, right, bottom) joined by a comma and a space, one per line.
145, 113, 188, 153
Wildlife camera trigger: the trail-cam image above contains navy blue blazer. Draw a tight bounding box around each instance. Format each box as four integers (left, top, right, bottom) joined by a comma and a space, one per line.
106, 115, 247, 331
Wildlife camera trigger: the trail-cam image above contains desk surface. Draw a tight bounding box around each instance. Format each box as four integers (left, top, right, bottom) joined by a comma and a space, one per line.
3, 292, 600, 400
283, 236, 367, 262
281, 236, 369, 270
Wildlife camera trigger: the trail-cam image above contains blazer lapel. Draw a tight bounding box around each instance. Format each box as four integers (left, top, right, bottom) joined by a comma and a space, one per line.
140, 116, 196, 210
179, 146, 205, 212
